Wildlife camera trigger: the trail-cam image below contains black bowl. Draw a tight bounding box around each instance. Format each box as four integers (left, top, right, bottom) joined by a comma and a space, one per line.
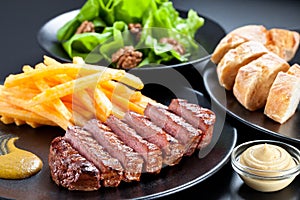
37, 9, 225, 90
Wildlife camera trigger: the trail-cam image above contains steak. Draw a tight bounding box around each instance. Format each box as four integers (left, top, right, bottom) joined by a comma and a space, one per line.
64, 126, 123, 187
48, 136, 101, 191
144, 103, 202, 156
168, 99, 216, 149
106, 115, 163, 174
83, 119, 144, 182
123, 111, 185, 166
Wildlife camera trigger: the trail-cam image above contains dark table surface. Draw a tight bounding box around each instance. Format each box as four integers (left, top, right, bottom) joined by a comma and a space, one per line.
0, 0, 299, 199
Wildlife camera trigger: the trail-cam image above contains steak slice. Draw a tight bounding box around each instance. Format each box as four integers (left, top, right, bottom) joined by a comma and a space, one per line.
144, 103, 202, 156
84, 119, 144, 182
168, 99, 216, 149
64, 126, 123, 187
106, 115, 163, 174
123, 111, 184, 166
49, 136, 101, 191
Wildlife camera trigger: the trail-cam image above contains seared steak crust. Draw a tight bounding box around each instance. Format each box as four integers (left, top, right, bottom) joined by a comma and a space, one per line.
144, 103, 202, 156
48, 98, 216, 191
49, 137, 101, 191
168, 99, 216, 149
65, 126, 123, 187
106, 115, 163, 174
124, 111, 184, 166
84, 119, 144, 182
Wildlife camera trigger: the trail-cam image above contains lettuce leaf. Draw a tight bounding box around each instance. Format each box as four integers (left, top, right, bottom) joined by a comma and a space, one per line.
57, 0, 205, 67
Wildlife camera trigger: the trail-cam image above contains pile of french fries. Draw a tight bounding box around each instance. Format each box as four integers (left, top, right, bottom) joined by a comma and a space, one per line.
0, 56, 156, 130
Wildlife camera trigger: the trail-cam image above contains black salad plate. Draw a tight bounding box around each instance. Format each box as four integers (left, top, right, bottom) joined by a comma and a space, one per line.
0, 84, 237, 200
37, 9, 226, 65
203, 60, 300, 144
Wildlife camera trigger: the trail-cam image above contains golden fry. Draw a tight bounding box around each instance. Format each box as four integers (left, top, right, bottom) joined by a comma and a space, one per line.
103, 89, 144, 115
0, 101, 56, 126
72, 56, 85, 64
100, 80, 142, 102
94, 87, 112, 117
43, 55, 62, 66
113, 72, 144, 90
0, 116, 14, 124
0, 56, 154, 129
23, 64, 72, 121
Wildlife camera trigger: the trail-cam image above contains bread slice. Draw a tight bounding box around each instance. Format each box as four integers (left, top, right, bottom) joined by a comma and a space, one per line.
233, 53, 289, 111
264, 64, 300, 124
287, 63, 300, 77
266, 29, 300, 61
211, 25, 268, 64
217, 41, 269, 90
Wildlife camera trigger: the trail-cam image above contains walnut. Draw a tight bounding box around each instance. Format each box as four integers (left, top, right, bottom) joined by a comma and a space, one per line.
128, 23, 142, 41
111, 46, 143, 69
75, 21, 95, 34
159, 37, 185, 55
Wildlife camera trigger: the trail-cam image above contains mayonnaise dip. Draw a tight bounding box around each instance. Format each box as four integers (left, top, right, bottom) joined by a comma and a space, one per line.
238, 143, 297, 192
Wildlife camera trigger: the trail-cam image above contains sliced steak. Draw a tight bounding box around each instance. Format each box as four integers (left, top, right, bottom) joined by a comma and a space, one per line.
168, 99, 216, 149
84, 119, 144, 182
144, 103, 202, 156
106, 115, 163, 174
64, 126, 123, 187
123, 111, 184, 166
49, 136, 101, 191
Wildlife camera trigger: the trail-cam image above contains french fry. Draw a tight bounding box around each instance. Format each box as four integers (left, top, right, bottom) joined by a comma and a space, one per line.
111, 104, 126, 119
27, 68, 127, 107
103, 89, 144, 115
0, 101, 56, 126
93, 87, 112, 117
72, 56, 85, 64
25, 121, 42, 128
23, 65, 72, 121
43, 55, 63, 66
0, 90, 72, 130
4, 65, 79, 87
27, 73, 99, 106
72, 89, 96, 114
1, 86, 39, 99
113, 72, 144, 90
0, 116, 15, 124
0, 56, 155, 129
14, 119, 26, 126
100, 80, 142, 102
135, 94, 158, 109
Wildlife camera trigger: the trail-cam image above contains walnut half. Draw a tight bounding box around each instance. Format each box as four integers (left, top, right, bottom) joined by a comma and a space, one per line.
159, 37, 185, 55
75, 21, 95, 34
111, 46, 143, 69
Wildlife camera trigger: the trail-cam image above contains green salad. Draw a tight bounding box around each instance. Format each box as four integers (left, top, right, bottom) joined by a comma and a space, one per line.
57, 0, 205, 68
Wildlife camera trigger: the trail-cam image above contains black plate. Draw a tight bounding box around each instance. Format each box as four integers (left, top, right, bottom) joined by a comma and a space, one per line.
0, 85, 237, 200
37, 9, 226, 65
203, 60, 300, 144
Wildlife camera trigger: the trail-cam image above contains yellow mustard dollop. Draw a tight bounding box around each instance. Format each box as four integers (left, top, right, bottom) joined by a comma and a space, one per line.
0, 137, 43, 179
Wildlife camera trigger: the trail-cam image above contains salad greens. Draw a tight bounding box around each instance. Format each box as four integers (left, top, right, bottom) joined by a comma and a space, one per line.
57, 0, 205, 67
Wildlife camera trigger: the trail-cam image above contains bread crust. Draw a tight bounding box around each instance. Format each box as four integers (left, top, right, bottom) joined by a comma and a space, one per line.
266, 29, 300, 61
217, 41, 268, 90
211, 25, 268, 64
264, 64, 300, 123
211, 25, 300, 64
233, 53, 289, 111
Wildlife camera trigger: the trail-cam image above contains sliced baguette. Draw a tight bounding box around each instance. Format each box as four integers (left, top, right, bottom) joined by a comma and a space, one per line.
217, 41, 269, 90
266, 28, 300, 62
233, 53, 289, 111
211, 25, 268, 64
264, 64, 300, 124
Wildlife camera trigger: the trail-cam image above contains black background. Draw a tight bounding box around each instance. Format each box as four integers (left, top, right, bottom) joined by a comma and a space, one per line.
0, 0, 299, 199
